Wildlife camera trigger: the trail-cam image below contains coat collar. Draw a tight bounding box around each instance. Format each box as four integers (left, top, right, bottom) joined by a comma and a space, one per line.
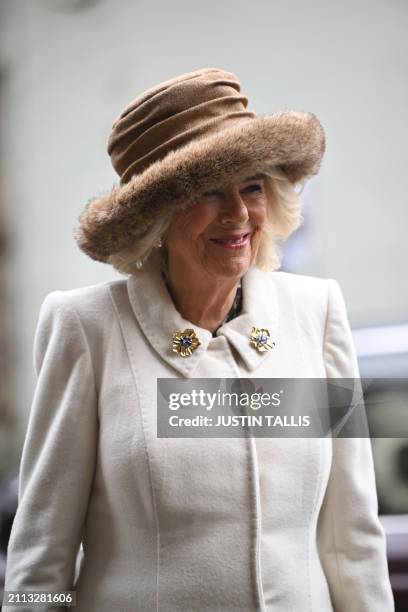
126, 249, 279, 377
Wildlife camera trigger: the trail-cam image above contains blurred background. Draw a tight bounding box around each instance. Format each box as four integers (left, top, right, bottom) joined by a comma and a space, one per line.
0, 0, 407, 607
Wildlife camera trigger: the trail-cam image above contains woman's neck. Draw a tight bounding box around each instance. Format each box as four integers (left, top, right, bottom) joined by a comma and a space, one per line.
161, 255, 240, 334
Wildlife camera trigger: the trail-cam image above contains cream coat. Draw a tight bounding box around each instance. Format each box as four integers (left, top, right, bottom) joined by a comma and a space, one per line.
4, 250, 394, 611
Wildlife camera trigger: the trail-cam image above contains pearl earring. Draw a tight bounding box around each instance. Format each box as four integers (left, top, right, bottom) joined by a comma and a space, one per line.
155, 237, 163, 248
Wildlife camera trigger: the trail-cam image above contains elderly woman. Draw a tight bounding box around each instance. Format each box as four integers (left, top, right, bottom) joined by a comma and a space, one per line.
4, 68, 394, 612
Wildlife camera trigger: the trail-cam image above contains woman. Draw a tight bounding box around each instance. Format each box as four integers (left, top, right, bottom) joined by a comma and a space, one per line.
4, 68, 394, 611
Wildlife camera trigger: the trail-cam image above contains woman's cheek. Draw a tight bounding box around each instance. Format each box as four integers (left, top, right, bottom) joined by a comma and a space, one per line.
249, 228, 261, 254
247, 204, 266, 231
257, 202, 268, 226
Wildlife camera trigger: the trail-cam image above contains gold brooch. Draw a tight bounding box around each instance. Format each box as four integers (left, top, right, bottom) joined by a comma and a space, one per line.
250, 327, 275, 352
172, 329, 201, 357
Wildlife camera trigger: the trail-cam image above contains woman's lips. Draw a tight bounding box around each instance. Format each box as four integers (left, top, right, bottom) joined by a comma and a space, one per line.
210, 233, 251, 249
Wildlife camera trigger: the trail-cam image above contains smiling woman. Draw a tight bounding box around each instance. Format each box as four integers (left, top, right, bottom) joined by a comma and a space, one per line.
3, 67, 394, 612
160, 174, 269, 333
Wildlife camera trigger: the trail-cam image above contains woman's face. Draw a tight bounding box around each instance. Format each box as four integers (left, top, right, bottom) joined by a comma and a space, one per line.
164, 174, 268, 281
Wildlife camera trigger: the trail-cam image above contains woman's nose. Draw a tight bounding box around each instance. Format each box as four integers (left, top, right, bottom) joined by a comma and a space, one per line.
219, 191, 249, 225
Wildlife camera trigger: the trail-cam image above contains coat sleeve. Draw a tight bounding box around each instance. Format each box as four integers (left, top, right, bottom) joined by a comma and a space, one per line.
3, 291, 98, 610
317, 278, 394, 611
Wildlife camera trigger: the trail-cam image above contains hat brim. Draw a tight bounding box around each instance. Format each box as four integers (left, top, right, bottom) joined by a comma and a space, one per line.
74, 111, 325, 262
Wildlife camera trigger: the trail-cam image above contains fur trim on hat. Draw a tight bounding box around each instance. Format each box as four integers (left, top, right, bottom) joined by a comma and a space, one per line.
74, 111, 325, 263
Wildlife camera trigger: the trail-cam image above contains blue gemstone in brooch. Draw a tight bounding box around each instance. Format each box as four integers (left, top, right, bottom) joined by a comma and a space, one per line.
250, 327, 276, 352
172, 329, 201, 357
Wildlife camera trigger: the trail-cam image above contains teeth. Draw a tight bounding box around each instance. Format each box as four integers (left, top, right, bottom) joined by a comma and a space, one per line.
215, 234, 247, 244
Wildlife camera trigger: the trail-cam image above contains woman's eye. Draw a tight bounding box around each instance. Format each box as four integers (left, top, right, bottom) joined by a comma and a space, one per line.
199, 184, 263, 199
244, 184, 263, 193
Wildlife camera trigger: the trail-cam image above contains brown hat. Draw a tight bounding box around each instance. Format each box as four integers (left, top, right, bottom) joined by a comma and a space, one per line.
74, 67, 326, 263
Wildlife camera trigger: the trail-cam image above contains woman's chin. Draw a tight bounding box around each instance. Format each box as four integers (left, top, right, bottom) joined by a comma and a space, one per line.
209, 253, 252, 279
207, 235, 261, 277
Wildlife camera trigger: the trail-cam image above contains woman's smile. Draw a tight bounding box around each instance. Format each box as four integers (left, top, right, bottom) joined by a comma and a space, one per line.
209, 232, 251, 249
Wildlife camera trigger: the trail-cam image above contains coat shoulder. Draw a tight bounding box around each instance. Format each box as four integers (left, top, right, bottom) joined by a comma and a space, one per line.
62, 277, 126, 303
38, 278, 129, 334
269, 270, 330, 311
263, 270, 333, 340
271, 269, 329, 290
51, 277, 126, 305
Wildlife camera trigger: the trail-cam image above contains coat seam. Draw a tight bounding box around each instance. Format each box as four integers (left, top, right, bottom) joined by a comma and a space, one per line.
218, 339, 265, 612
62, 291, 99, 409
286, 278, 308, 373
322, 279, 347, 609
288, 279, 325, 610
53, 290, 100, 575
224, 346, 264, 611
322, 279, 332, 357
307, 438, 324, 612
247, 434, 266, 612
108, 285, 161, 612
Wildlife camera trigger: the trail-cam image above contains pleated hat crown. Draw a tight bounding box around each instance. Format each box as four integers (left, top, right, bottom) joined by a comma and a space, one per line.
107, 68, 256, 184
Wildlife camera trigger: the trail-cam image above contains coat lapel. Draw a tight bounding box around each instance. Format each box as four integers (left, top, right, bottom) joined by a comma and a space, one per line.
126, 250, 212, 377
126, 249, 279, 376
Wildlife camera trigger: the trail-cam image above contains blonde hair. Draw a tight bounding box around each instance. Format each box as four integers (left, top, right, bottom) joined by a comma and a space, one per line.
108, 167, 306, 275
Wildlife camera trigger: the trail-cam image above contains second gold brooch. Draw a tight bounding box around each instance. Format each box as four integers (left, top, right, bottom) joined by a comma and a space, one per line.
250, 327, 276, 352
